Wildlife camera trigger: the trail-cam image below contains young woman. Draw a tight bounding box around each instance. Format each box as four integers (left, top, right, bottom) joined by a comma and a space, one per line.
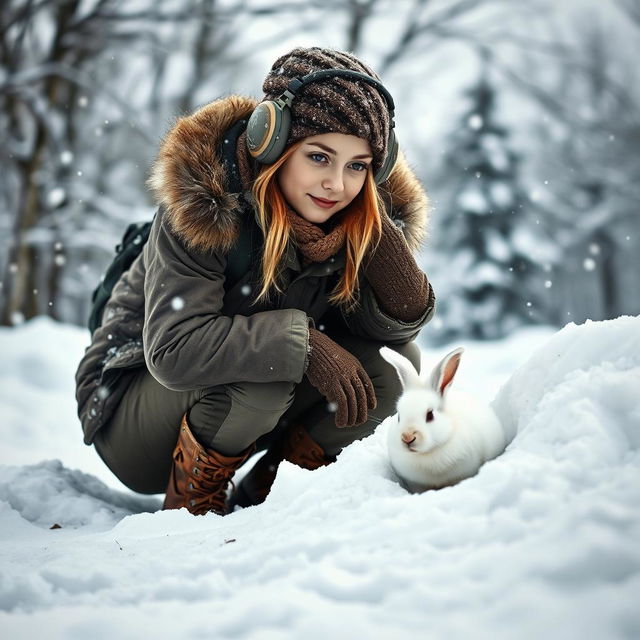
75, 46, 436, 516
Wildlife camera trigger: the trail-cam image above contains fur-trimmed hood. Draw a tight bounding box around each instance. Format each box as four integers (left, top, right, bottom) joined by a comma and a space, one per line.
147, 94, 431, 255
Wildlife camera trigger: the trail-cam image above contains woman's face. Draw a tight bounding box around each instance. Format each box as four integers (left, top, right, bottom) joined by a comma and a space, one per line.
277, 133, 373, 224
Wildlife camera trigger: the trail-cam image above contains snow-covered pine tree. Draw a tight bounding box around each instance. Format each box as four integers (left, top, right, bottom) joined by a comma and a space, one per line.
429, 65, 544, 343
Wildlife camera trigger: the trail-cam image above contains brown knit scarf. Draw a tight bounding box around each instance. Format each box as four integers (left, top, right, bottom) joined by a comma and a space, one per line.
285, 208, 347, 266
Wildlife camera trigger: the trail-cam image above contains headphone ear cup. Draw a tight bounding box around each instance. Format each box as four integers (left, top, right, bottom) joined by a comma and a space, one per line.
246, 101, 291, 164
374, 129, 399, 185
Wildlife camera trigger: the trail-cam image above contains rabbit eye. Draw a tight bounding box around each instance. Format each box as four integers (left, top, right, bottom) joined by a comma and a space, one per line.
426, 410, 434, 423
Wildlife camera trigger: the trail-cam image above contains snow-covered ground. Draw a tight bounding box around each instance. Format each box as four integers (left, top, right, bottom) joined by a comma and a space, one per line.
0, 316, 638, 639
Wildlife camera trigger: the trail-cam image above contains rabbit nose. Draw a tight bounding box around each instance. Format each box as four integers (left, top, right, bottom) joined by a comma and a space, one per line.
401, 432, 417, 445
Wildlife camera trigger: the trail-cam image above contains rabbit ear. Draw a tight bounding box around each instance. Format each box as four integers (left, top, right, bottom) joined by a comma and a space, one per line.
430, 347, 464, 397
379, 346, 422, 390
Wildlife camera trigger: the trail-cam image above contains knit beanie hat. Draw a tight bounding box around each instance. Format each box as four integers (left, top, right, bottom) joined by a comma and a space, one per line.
261, 46, 391, 174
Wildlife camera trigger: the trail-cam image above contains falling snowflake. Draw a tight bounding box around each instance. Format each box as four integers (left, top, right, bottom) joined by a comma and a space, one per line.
171, 296, 185, 310
47, 187, 67, 208
97, 386, 111, 400
468, 114, 483, 130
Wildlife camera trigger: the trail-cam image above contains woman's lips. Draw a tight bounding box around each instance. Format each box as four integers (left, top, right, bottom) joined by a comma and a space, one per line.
309, 195, 338, 209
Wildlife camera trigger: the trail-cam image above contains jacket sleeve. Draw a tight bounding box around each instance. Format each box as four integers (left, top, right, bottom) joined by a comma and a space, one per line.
142, 209, 310, 392
339, 275, 436, 345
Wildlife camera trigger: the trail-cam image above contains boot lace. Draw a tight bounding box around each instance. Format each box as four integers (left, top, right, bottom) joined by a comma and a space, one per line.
186, 464, 235, 515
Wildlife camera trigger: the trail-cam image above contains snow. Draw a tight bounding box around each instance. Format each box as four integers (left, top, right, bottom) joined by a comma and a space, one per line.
1, 315, 639, 639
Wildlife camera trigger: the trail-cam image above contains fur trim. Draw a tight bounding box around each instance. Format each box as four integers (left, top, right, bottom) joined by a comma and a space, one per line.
380, 150, 431, 253
147, 95, 430, 255
147, 95, 258, 254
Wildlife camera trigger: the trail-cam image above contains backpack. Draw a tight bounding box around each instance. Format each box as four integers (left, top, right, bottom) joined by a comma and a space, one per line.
88, 215, 155, 336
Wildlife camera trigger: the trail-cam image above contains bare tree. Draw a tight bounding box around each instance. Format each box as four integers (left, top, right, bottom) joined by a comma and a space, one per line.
0, 0, 157, 325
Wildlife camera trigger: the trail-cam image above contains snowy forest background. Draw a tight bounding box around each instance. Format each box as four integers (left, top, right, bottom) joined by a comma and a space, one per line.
1, 0, 638, 344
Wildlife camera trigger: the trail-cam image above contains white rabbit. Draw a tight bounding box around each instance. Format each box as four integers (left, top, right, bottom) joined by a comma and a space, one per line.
380, 346, 506, 493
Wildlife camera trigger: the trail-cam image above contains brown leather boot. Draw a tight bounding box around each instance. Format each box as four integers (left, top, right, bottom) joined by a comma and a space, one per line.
163, 413, 256, 516
228, 424, 334, 510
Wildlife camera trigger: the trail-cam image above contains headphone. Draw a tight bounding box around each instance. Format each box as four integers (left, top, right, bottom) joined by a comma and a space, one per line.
246, 69, 398, 185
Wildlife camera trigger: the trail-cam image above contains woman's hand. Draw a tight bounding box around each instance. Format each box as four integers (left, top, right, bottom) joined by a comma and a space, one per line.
305, 328, 377, 427
362, 211, 434, 323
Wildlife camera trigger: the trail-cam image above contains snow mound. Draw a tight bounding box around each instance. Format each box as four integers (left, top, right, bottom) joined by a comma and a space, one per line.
494, 315, 640, 447
0, 460, 160, 530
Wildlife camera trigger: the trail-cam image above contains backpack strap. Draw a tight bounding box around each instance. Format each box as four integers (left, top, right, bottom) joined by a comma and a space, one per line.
88, 210, 157, 335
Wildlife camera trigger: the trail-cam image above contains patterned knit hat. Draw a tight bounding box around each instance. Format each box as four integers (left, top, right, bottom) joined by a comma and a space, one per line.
262, 46, 391, 174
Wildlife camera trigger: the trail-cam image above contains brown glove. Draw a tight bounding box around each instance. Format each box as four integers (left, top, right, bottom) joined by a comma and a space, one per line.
363, 211, 435, 322
305, 328, 377, 428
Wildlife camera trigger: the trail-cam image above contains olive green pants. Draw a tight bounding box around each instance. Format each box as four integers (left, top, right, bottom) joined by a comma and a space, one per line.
94, 332, 421, 494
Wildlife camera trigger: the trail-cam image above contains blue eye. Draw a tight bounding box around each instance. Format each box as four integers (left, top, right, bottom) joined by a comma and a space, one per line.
309, 153, 327, 164
350, 162, 368, 172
